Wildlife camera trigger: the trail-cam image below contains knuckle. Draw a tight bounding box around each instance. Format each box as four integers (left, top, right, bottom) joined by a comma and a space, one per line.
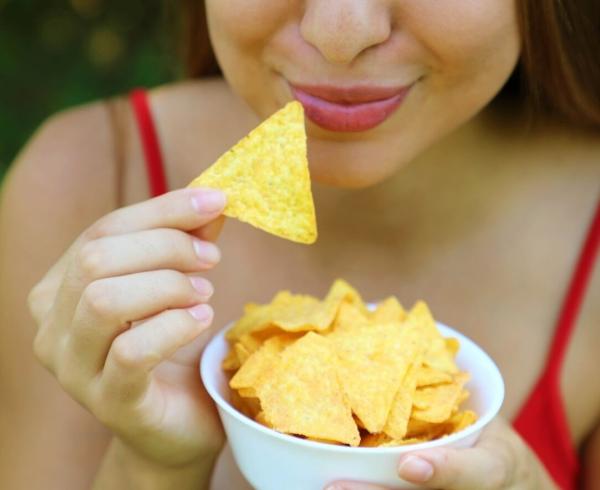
166, 307, 196, 327
82, 280, 114, 318
160, 268, 186, 284
514, 443, 537, 486
27, 284, 42, 327
27, 283, 42, 315
164, 229, 195, 262
92, 397, 118, 428
84, 215, 114, 240
484, 449, 511, 489
110, 336, 139, 369
56, 363, 79, 396
160, 269, 196, 297
78, 241, 105, 278
32, 330, 54, 370
27, 282, 52, 324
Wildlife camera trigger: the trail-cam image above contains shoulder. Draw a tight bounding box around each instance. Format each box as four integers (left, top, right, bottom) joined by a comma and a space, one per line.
1, 100, 119, 244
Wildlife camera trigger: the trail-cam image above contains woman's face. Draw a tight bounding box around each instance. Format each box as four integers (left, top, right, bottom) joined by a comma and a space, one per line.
206, 0, 520, 188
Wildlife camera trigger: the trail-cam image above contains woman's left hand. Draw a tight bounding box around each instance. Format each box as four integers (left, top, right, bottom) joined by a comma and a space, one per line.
325, 418, 558, 490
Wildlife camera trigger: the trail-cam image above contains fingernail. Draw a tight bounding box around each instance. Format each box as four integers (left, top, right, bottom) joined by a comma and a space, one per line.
193, 239, 221, 266
398, 455, 434, 482
191, 189, 226, 214
188, 304, 213, 324
189, 277, 214, 300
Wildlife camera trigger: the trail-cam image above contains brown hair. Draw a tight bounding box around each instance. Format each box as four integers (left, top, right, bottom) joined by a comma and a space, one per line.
180, 0, 600, 127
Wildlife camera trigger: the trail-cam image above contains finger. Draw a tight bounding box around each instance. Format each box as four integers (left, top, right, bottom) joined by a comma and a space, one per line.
397, 428, 514, 490
72, 228, 221, 279
324, 481, 393, 490
66, 270, 213, 377
29, 240, 80, 325
86, 187, 226, 239
47, 188, 225, 336
98, 304, 214, 404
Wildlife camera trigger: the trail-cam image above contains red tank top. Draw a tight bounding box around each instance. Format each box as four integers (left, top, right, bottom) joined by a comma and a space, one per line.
129, 88, 600, 490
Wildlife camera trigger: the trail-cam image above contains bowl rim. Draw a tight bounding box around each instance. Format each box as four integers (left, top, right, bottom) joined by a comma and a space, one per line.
201, 319, 505, 454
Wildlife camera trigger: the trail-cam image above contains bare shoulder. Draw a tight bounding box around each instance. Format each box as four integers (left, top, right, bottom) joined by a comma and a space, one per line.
1, 100, 121, 266
148, 78, 260, 186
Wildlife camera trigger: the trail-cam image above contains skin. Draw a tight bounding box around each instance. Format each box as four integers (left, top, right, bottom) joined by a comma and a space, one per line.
0, 1, 599, 489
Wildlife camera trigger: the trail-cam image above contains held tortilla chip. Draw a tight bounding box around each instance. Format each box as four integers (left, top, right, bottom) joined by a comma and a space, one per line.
187, 101, 317, 244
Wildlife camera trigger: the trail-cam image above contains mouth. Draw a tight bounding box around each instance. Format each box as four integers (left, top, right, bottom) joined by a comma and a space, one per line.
290, 83, 413, 132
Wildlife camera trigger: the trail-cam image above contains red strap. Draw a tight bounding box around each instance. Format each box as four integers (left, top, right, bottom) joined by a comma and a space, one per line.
129, 89, 169, 197
544, 198, 600, 381
513, 198, 599, 489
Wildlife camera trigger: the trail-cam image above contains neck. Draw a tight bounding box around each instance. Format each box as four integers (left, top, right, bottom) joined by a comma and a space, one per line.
311, 106, 529, 255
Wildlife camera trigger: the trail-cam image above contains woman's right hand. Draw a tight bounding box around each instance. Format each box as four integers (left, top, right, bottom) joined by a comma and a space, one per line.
28, 188, 228, 469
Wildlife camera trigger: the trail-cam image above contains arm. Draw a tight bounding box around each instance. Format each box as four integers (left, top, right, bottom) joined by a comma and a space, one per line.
93, 439, 218, 490
2, 102, 227, 489
0, 104, 118, 488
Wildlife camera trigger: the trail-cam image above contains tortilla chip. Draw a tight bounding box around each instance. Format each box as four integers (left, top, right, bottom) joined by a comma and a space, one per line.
227, 280, 367, 341
325, 279, 369, 317
447, 410, 477, 433
222, 347, 241, 371
229, 335, 293, 391
370, 296, 406, 323
416, 365, 453, 387
188, 101, 317, 244
382, 353, 422, 440
360, 432, 393, 447
412, 372, 470, 423
330, 321, 423, 434
405, 301, 459, 374
257, 332, 360, 446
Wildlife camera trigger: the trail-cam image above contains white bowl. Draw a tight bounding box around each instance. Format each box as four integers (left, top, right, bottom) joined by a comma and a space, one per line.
201, 321, 504, 490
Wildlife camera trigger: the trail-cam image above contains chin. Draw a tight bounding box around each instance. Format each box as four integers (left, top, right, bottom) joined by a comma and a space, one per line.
306, 137, 407, 189
308, 158, 401, 189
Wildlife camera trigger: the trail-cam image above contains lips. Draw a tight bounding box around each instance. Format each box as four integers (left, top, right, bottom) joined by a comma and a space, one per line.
290, 83, 412, 132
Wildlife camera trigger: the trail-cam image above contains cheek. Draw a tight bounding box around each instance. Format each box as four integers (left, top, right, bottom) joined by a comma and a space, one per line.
408, 0, 520, 91
206, 0, 294, 116
206, 0, 289, 46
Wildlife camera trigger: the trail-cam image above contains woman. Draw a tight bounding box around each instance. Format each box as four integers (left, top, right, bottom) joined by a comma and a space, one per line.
1, 1, 598, 489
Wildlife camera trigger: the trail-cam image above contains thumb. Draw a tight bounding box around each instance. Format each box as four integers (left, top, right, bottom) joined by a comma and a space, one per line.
190, 215, 226, 242
397, 445, 510, 490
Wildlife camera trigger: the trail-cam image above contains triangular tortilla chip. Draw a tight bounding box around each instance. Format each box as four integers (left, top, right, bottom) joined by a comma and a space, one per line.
187, 101, 317, 244
257, 332, 360, 446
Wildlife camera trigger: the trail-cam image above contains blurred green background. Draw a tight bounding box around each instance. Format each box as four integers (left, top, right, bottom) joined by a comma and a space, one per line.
0, 0, 181, 180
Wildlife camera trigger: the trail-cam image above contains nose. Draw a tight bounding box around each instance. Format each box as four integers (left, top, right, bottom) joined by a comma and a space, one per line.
300, 0, 392, 65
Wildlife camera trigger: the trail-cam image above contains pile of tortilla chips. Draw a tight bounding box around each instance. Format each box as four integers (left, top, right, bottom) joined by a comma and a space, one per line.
223, 280, 477, 447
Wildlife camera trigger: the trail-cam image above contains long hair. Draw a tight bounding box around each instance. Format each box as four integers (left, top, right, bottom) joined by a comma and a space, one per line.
179, 0, 600, 127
